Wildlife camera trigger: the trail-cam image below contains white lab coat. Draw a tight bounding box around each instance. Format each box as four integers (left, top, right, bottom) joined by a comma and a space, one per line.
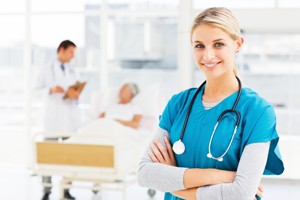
35, 60, 80, 135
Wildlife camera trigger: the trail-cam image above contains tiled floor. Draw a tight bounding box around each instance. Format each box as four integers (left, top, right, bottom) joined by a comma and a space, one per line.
0, 168, 298, 200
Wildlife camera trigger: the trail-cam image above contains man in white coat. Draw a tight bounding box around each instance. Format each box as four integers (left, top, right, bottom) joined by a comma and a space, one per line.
35, 40, 79, 200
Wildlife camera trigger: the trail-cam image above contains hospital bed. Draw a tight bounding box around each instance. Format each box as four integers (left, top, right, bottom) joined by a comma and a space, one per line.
33, 85, 164, 199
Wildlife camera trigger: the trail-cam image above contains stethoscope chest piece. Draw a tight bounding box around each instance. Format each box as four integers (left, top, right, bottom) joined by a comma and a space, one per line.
173, 140, 185, 155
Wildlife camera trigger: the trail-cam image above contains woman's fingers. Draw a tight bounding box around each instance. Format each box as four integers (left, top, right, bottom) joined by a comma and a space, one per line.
150, 141, 165, 162
149, 137, 177, 166
163, 136, 177, 166
256, 190, 263, 198
164, 137, 175, 160
256, 184, 264, 198
258, 184, 264, 192
153, 139, 169, 162
148, 151, 159, 163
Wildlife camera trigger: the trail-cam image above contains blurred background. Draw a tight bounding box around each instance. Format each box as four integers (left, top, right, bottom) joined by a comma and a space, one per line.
0, 0, 300, 199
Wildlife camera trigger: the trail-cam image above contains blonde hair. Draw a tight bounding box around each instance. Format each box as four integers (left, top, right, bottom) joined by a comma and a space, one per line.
191, 7, 241, 76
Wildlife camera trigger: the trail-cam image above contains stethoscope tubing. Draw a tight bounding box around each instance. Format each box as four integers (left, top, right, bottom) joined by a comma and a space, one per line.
174, 76, 242, 159
179, 76, 241, 141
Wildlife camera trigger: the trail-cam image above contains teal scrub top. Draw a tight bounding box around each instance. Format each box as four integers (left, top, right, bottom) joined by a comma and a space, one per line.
159, 87, 284, 200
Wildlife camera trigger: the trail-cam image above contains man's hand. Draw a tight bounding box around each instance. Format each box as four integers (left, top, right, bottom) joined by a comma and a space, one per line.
98, 112, 105, 118
50, 85, 64, 94
65, 87, 80, 99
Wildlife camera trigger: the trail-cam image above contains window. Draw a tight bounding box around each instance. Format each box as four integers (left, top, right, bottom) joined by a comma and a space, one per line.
0, 0, 25, 12
193, 0, 275, 9
0, 15, 26, 165
31, 0, 102, 12
109, 16, 177, 69
0, 16, 25, 127
108, 0, 179, 10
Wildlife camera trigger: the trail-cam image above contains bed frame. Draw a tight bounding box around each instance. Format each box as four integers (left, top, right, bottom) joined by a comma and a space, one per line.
33, 140, 137, 200
36, 142, 114, 168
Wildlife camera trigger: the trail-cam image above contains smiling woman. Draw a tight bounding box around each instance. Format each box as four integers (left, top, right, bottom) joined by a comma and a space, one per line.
137, 7, 284, 200
192, 24, 243, 84
191, 7, 243, 83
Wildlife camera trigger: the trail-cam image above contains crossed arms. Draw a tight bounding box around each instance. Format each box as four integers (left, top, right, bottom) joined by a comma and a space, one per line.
138, 128, 269, 200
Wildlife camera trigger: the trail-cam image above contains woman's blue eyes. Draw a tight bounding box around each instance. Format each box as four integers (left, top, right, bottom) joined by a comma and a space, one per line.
195, 44, 205, 48
195, 43, 224, 48
214, 42, 224, 47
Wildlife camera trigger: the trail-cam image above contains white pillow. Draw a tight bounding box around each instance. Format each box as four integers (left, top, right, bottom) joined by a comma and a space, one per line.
132, 84, 162, 117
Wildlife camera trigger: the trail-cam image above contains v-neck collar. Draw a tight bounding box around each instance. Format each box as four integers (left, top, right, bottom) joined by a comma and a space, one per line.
197, 86, 241, 111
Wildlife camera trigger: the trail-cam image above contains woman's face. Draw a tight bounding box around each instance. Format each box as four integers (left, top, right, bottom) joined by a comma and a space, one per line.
192, 24, 243, 79
119, 84, 133, 104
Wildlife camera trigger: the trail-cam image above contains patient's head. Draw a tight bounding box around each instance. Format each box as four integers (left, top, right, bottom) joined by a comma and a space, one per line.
119, 83, 139, 104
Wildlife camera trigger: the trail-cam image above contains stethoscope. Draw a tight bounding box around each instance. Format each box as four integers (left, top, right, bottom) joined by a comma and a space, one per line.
172, 76, 242, 162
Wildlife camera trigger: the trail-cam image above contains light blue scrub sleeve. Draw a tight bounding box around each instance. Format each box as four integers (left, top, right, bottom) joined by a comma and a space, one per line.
243, 105, 284, 175
137, 127, 187, 192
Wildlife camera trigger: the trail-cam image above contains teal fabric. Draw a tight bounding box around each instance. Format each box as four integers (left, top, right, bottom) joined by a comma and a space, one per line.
159, 87, 284, 200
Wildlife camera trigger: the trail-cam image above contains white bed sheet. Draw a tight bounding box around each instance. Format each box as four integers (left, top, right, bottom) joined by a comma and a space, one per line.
36, 118, 154, 179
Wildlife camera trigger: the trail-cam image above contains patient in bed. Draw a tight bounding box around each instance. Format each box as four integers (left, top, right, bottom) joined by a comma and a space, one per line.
98, 82, 142, 129
63, 83, 157, 196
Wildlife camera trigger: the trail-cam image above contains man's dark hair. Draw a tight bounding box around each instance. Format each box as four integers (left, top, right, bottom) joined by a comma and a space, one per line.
57, 40, 76, 53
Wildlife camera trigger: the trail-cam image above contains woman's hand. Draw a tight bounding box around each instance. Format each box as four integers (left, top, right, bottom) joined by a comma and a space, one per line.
213, 169, 236, 184
255, 184, 264, 199
149, 136, 177, 166
171, 184, 263, 200
172, 188, 197, 200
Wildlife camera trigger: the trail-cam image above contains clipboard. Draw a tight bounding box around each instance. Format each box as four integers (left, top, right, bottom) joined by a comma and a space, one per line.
63, 81, 86, 100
